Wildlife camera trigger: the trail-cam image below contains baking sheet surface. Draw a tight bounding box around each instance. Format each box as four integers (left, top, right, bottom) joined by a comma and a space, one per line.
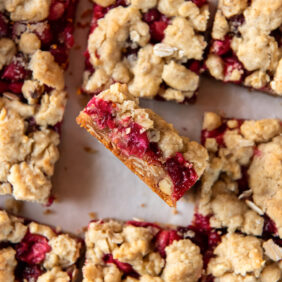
0, 0, 281, 235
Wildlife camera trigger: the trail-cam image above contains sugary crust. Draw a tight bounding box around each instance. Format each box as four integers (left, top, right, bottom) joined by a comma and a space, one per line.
198, 112, 282, 237
83, 0, 209, 102
77, 83, 208, 206
0, 210, 82, 281
0, 1, 76, 203
207, 0, 282, 96
83, 219, 203, 282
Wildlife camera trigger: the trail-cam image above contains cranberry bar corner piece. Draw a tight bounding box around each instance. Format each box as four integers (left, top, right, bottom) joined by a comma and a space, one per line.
205, 0, 282, 96
0, 209, 82, 281
82, 0, 209, 103
83, 219, 204, 281
77, 83, 208, 207
198, 112, 282, 239
0, 0, 77, 204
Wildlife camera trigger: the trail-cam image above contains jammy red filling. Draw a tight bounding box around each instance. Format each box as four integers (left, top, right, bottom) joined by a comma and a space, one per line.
85, 97, 199, 201
16, 232, 51, 265
103, 254, 139, 278
164, 153, 198, 201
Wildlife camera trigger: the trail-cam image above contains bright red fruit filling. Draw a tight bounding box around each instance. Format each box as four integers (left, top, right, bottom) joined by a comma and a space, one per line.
155, 230, 182, 257
85, 98, 116, 129
164, 153, 198, 201
103, 254, 139, 278
201, 124, 227, 147
211, 36, 231, 56
143, 9, 169, 43
2, 60, 27, 82
16, 233, 51, 264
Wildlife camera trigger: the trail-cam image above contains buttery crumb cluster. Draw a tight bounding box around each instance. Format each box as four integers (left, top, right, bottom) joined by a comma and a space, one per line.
0, 0, 76, 203
199, 112, 282, 238
83, 219, 203, 282
0, 210, 82, 281
77, 83, 208, 206
82, 0, 209, 103
206, 0, 282, 96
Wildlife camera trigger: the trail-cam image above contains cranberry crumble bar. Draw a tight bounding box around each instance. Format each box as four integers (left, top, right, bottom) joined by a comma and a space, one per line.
205, 0, 282, 96
198, 112, 282, 238
0, 0, 77, 204
83, 219, 204, 282
0, 210, 82, 281
77, 83, 208, 206
82, 0, 209, 103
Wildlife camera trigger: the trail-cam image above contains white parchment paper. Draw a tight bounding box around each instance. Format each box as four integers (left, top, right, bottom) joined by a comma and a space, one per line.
0, 0, 281, 235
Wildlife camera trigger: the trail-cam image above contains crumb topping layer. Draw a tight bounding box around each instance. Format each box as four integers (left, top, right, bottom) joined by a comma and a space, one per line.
206, 0, 282, 96
83, 0, 209, 103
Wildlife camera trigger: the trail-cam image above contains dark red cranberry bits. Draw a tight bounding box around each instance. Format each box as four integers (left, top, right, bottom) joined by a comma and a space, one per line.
164, 153, 198, 201
155, 230, 182, 257
16, 233, 51, 265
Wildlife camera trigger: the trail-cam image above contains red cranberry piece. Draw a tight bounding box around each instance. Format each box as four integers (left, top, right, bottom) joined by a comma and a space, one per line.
211, 36, 231, 56
49, 1, 65, 20
118, 123, 150, 158
0, 81, 9, 93
50, 45, 68, 65
187, 60, 202, 74
93, 4, 107, 21
201, 123, 227, 146
192, 213, 211, 233
21, 264, 43, 280
62, 25, 74, 48
263, 215, 277, 238
9, 82, 24, 94
208, 230, 221, 248
16, 233, 51, 264
126, 220, 161, 229
164, 153, 198, 201
143, 9, 161, 23
0, 13, 8, 38
85, 98, 116, 129
191, 0, 207, 7
103, 254, 139, 278
155, 230, 182, 257
2, 61, 27, 82
224, 57, 244, 82
35, 24, 53, 45
45, 195, 55, 207
149, 20, 169, 43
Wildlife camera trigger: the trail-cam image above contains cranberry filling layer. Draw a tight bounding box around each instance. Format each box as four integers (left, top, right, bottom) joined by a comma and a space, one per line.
103, 254, 139, 279
16, 232, 51, 265
164, 153, 198, 201
85, 97, 199, 201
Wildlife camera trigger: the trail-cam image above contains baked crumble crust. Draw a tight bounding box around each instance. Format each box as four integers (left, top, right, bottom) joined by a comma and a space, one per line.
83, 219, 203, 282
82, 0, 209, 103
198, 112, 282, 238
77, 83, 208, 206
0, 0, 77, 203
0, 210, 82, 281
206, 0, 282, 96
207, 232, 282, 281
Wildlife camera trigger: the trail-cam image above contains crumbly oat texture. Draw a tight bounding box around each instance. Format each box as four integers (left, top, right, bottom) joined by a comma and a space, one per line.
83, 0, 209, 102
83, 219, 203, 282
77, 83, 208, 206
198, 112, 282, 238
0, 210, 82, 281
0, 1, 76, 203
208, 233, 282, 281
207, 0, 282, 96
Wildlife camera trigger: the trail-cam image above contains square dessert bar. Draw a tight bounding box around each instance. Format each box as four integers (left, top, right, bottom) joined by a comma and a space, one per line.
0, 0, 77, 204
205, 0, 282, 96
82, 0, 209, 103
0, 210, 82, 281
77, 83, 208, 206
198, 112, 282, 239
83, 219, 204, 282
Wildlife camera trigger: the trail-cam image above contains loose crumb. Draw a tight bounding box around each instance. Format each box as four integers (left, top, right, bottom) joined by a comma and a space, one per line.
5, 198, 23, 214
140, 203, 146, 208
172, 208, 178, 215
56, 226, 62, 233
84, 146, 97, 154
88, 212, 97, 220
43, 209, 54, 215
